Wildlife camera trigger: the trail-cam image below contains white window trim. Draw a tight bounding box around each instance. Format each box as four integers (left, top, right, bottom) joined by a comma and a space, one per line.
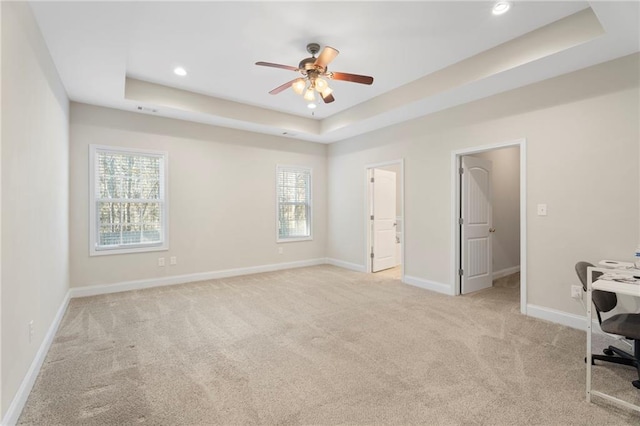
89, 144, 169, 256
276, 165, 313, 243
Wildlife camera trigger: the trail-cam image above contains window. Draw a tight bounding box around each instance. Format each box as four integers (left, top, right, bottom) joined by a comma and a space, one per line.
276, 166, 312, 241
90, 145, 168, 255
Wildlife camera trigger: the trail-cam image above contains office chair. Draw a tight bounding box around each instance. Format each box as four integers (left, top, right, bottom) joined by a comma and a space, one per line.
575, 261, 640, 389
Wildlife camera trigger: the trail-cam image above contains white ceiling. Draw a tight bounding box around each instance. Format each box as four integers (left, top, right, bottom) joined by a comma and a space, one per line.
29, 1, 639, 143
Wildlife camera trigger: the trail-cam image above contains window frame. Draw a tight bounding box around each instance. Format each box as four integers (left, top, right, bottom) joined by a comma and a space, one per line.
89, 144, 169, 256
276, 165, 313, 243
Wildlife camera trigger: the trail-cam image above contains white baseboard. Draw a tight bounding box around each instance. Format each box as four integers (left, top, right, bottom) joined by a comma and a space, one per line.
325, 258, 366, 273
526, 304, 612, 338
2, 290, 71, 426
70, 258, 327, 298
403, 275, 454, 295
493, 265, 520, 280
526, 303, 587, 330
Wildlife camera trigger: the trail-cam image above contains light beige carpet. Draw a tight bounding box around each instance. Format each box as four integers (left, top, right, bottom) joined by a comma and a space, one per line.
18, 265, 639, 425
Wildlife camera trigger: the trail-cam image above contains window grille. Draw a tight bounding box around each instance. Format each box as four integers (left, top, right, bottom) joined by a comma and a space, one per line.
90, 145, 167, 254
276, 166, 311, 240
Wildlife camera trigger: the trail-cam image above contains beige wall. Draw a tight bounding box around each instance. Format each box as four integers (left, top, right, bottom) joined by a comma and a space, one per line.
472, 146, 520, 274
1, 2, 70, 417
327, 54, 639, 317
69, 104, 327, 288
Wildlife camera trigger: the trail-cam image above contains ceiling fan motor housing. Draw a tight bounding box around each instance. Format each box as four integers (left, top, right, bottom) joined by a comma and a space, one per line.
299, 58, 326, 75
299, 43, 327, 76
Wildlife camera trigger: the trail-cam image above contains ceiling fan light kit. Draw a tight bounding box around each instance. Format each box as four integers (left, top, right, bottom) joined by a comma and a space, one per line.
304, 87, 316, 102
292, 78, 306, 95
315, 78, 328, 92
256, 42, 374, 105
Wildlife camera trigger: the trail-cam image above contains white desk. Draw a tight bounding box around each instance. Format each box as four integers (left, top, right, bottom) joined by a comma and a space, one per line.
586, 266, 640, 413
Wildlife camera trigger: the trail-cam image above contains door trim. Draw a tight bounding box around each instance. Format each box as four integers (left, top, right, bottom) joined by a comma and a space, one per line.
450, 139, 527, 314
364, 159, 405, 281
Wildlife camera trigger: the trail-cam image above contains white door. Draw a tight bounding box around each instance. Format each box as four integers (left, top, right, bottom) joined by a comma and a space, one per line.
371, 169, 397, 272
461, 156, 493, 294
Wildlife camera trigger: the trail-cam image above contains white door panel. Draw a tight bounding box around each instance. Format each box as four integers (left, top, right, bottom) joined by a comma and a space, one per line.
461, 156, 493, 294
372, 169, 397, 272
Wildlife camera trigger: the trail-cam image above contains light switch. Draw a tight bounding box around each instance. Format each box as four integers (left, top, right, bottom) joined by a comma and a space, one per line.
537, 204, 547, 216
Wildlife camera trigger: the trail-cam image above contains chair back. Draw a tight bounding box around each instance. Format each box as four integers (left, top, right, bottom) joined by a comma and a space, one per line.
574, 261, 617, 314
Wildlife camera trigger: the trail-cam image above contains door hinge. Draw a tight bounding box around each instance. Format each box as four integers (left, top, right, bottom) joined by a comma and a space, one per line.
370, 252, 374, 259
370, 215, 374, 220
458, 268, 464, 276
370, 177, 375, 183
459, 167, 464, 174
458, 218, 463, 225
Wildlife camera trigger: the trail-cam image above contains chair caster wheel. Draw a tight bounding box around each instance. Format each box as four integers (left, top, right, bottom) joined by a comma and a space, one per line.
633, 380, 640, 390
603, 348, 614, 356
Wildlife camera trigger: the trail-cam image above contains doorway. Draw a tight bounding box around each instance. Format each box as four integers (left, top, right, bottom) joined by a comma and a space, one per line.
365, 160, 404, 280
452, 140, 527, 314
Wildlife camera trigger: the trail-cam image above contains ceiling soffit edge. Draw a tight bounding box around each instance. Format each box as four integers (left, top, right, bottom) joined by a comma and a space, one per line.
321, 7, 604, 135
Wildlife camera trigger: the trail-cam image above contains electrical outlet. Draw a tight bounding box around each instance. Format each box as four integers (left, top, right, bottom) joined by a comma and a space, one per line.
170, 256, 177, 265
29, 320, 34, 343
571, 284, 582, 300
158, 257, 165, 267
278, 247, 283, 255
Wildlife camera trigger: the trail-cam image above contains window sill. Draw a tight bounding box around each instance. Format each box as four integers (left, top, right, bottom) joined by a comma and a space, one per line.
277, 237, 313, 243
90, 244, 168, 256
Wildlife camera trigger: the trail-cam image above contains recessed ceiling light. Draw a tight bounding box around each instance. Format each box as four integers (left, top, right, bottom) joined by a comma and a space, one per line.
173, 67, 187, 76
492, 1, 511, 15
307, 103, 317, 109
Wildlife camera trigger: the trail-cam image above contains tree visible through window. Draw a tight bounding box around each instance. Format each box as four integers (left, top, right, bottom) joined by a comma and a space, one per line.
91, 146, 167, 254
277, 166, 311, 240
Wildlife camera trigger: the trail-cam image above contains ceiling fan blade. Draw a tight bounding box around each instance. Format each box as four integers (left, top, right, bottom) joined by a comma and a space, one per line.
269, 79, 299, 95
314, 46, 339, 68
256, 61, 299, 72
330, 72, 374, 85
321, 92, 335, 104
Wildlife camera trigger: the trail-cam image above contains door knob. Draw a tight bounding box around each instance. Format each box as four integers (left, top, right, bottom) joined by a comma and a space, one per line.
489, 228, 496, 233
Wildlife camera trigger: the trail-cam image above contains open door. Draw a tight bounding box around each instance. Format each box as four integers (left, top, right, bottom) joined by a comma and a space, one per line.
461, 156, 493, 294
371, 169, 397, 272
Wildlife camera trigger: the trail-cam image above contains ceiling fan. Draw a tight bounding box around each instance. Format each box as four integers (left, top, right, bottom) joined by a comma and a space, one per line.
255, 43, 374, 104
